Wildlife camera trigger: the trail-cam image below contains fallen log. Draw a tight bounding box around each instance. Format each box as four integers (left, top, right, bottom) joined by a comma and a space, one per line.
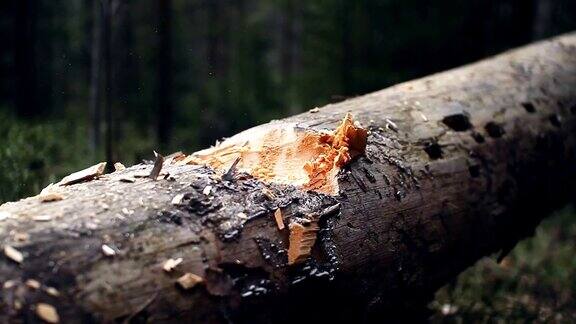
1, 32, 576, 323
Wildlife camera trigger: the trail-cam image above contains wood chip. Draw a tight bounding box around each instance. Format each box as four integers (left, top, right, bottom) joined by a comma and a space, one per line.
25, 279, 41, 289
171, 194, 185, 205
385, 118, 398, 132
163, 257, 183, 272
202, 185, 212, 195
149, 152, 164, 180
274, 209, 285, 230
4, 245, 24, 263
60, 162, 107, 186
174, 154, 201, 166
3, 280, 15, 289
310, 107, 320, 113
287, 221, 319, 265
33, 215, 52, 222
39, 193, 64, 203
101, 244, 116, 257
0, 211, 11, 221
40, 183, 55, 195
164, 151, 185, 165
237, 212, 248, 220
36, 303, 60, 323
176, 273, 204, 290
114, 162, 126, 171
119, 177, 136, 183
14, 232, 30, 242
45, 287, 60, 297
419, 111, 428, 122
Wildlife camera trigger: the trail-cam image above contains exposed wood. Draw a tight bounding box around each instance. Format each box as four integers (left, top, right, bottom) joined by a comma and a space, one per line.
0, 33, 576, 323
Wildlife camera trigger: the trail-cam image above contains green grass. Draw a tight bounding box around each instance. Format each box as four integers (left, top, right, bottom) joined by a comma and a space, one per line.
430, 206, 576, 323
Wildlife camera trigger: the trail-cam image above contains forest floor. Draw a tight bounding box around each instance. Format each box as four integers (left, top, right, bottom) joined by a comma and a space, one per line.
430, 206, 576, 323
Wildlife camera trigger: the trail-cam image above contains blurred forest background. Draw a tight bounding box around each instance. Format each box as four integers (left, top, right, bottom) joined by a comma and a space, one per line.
0, 0, 575, 321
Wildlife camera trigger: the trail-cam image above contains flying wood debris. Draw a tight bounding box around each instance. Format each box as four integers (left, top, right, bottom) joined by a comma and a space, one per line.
113, 162, 126, 171
59, 162, 107, 186
39, 193, 64, 203
35, 303, 60, 323
4, 245, 24, 263
149, 152, 165, 180
176, 273, 204, 290
274, 209, 285, 230
163, 258, 183, 272
287, 220, 319, 265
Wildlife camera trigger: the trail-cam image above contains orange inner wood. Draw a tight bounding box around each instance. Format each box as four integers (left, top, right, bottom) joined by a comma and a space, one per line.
189, 113, 367, 195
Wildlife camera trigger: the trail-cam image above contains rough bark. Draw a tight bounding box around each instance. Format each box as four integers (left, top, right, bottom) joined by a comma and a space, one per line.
1, 33, 576, 323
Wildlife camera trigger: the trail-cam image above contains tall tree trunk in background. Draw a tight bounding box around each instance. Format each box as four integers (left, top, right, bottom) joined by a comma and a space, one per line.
533, 0, 553, 40
89, 0, 103, 155
207, 0, 221, 78
339, 0, 352, 97
157, 0, 173, 148
112, 0, 128, 158
14, 0, 39, 118
102, 0, 114, 167
280, 0, 301, 114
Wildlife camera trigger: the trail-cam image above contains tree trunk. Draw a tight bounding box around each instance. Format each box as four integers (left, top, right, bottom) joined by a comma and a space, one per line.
1, 33, 576, 323
14, 0, 39, 118
102, 0, 114, 170
89, 0, 103, 155
157, 0, 173, 149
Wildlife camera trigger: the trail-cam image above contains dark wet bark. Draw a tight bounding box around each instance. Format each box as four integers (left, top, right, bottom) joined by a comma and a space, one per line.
1, 33, 576, 323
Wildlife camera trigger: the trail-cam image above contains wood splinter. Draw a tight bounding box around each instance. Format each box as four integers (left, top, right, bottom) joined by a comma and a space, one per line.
149, 152, 165, 180
274, 209, 285, 230
176, 273, 204, 290
58, 162, 107, 186
287, 220, 319, 265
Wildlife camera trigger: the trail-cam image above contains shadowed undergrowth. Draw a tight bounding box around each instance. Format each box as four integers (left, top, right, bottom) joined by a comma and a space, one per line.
430, 206, 576, 323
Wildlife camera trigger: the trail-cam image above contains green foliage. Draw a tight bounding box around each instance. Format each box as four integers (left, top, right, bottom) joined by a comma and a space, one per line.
0, 112, 91, 203
430, 206, 576, 323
